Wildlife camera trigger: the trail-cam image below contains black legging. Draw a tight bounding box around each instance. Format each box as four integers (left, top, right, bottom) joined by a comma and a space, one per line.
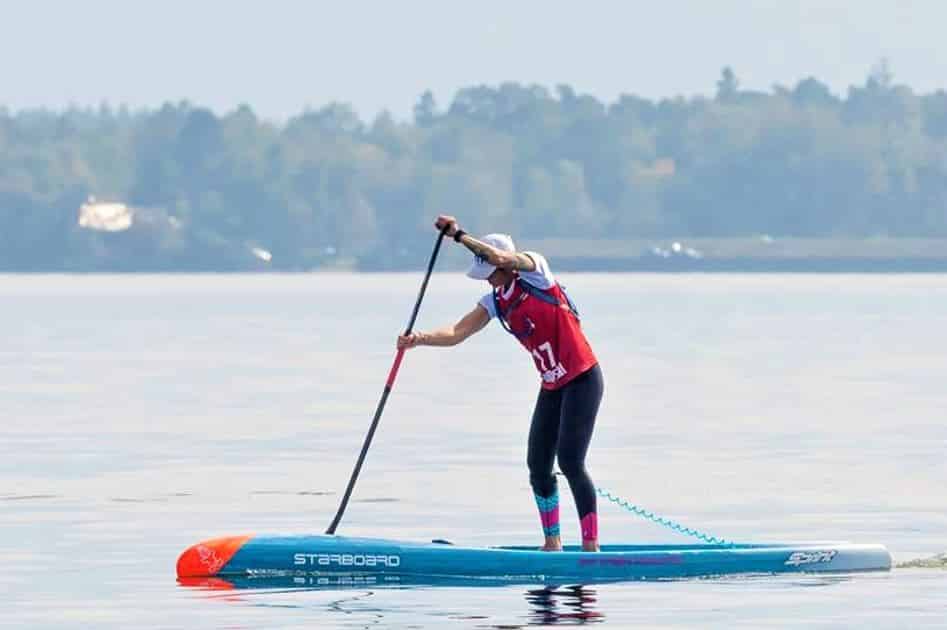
527, 363, 603, 518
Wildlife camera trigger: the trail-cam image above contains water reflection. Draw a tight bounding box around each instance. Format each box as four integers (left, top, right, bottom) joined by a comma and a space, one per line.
523, 585, 603, 626
181, 577, 605, 626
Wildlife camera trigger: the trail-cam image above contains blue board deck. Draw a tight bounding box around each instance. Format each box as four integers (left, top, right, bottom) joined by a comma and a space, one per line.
177, 534, 891, 584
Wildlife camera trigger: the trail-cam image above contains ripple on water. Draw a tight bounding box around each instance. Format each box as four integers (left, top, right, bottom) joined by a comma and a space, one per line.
896, 553, 947, 569
0, 494, 61, 501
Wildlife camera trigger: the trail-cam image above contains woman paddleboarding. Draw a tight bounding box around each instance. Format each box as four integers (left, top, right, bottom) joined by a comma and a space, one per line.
398, 215, 604, 552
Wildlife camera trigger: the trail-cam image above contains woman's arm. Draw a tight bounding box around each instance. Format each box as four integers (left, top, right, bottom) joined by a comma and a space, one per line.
397, 304, 490, 349
459, 234, 536, 272
435, 215, 536, 272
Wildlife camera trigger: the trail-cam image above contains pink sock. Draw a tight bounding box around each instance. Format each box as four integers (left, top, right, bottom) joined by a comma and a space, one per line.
580, 512, 598, 542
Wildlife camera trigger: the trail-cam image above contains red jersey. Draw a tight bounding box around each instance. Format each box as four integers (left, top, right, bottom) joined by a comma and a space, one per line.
490, 276, 598, 390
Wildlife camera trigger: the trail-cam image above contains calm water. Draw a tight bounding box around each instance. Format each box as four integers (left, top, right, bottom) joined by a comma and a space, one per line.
2, 273, 945, 628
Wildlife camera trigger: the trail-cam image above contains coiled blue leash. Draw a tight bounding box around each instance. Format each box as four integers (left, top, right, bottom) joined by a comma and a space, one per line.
596, 487, 733, 546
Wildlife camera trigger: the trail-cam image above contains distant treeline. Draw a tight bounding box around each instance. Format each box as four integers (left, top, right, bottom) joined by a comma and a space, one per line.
2, 63, 947, 270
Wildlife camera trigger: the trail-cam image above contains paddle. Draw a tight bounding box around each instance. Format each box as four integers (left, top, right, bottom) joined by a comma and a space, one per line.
326, 228, 448, 535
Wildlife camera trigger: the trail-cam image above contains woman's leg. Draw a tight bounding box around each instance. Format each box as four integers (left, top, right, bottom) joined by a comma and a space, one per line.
557, 364, 604, 551
528, 386, 563, 550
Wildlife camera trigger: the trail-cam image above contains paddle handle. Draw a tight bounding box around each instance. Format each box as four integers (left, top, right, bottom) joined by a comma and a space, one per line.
326, 229, 447, 535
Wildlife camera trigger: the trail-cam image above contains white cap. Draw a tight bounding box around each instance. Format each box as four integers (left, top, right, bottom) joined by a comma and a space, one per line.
466, 233, 516, 280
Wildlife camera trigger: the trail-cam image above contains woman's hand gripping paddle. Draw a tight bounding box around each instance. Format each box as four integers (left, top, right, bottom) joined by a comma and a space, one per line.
326, 229, 448, 534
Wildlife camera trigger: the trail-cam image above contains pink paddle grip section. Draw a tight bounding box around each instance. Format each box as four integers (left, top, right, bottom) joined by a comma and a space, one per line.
386, 349, 406, 388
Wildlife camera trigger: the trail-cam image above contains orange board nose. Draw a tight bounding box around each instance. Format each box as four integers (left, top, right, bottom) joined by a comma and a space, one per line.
176, 535, 252, 578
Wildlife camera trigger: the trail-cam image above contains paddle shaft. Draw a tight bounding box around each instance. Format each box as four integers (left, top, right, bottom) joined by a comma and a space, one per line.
326, 230, 447, 535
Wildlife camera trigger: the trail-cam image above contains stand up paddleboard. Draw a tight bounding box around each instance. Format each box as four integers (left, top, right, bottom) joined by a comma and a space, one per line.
177, 534, 891, 584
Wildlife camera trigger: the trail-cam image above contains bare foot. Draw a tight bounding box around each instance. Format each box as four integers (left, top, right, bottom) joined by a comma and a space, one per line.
582, 540, 600, 552
540, 535, 562, 551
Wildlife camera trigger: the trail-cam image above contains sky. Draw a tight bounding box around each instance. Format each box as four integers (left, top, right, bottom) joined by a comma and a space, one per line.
3, 0, 945, 122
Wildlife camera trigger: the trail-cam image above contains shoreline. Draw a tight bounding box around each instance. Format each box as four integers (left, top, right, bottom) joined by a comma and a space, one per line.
4, 238, 947, 274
